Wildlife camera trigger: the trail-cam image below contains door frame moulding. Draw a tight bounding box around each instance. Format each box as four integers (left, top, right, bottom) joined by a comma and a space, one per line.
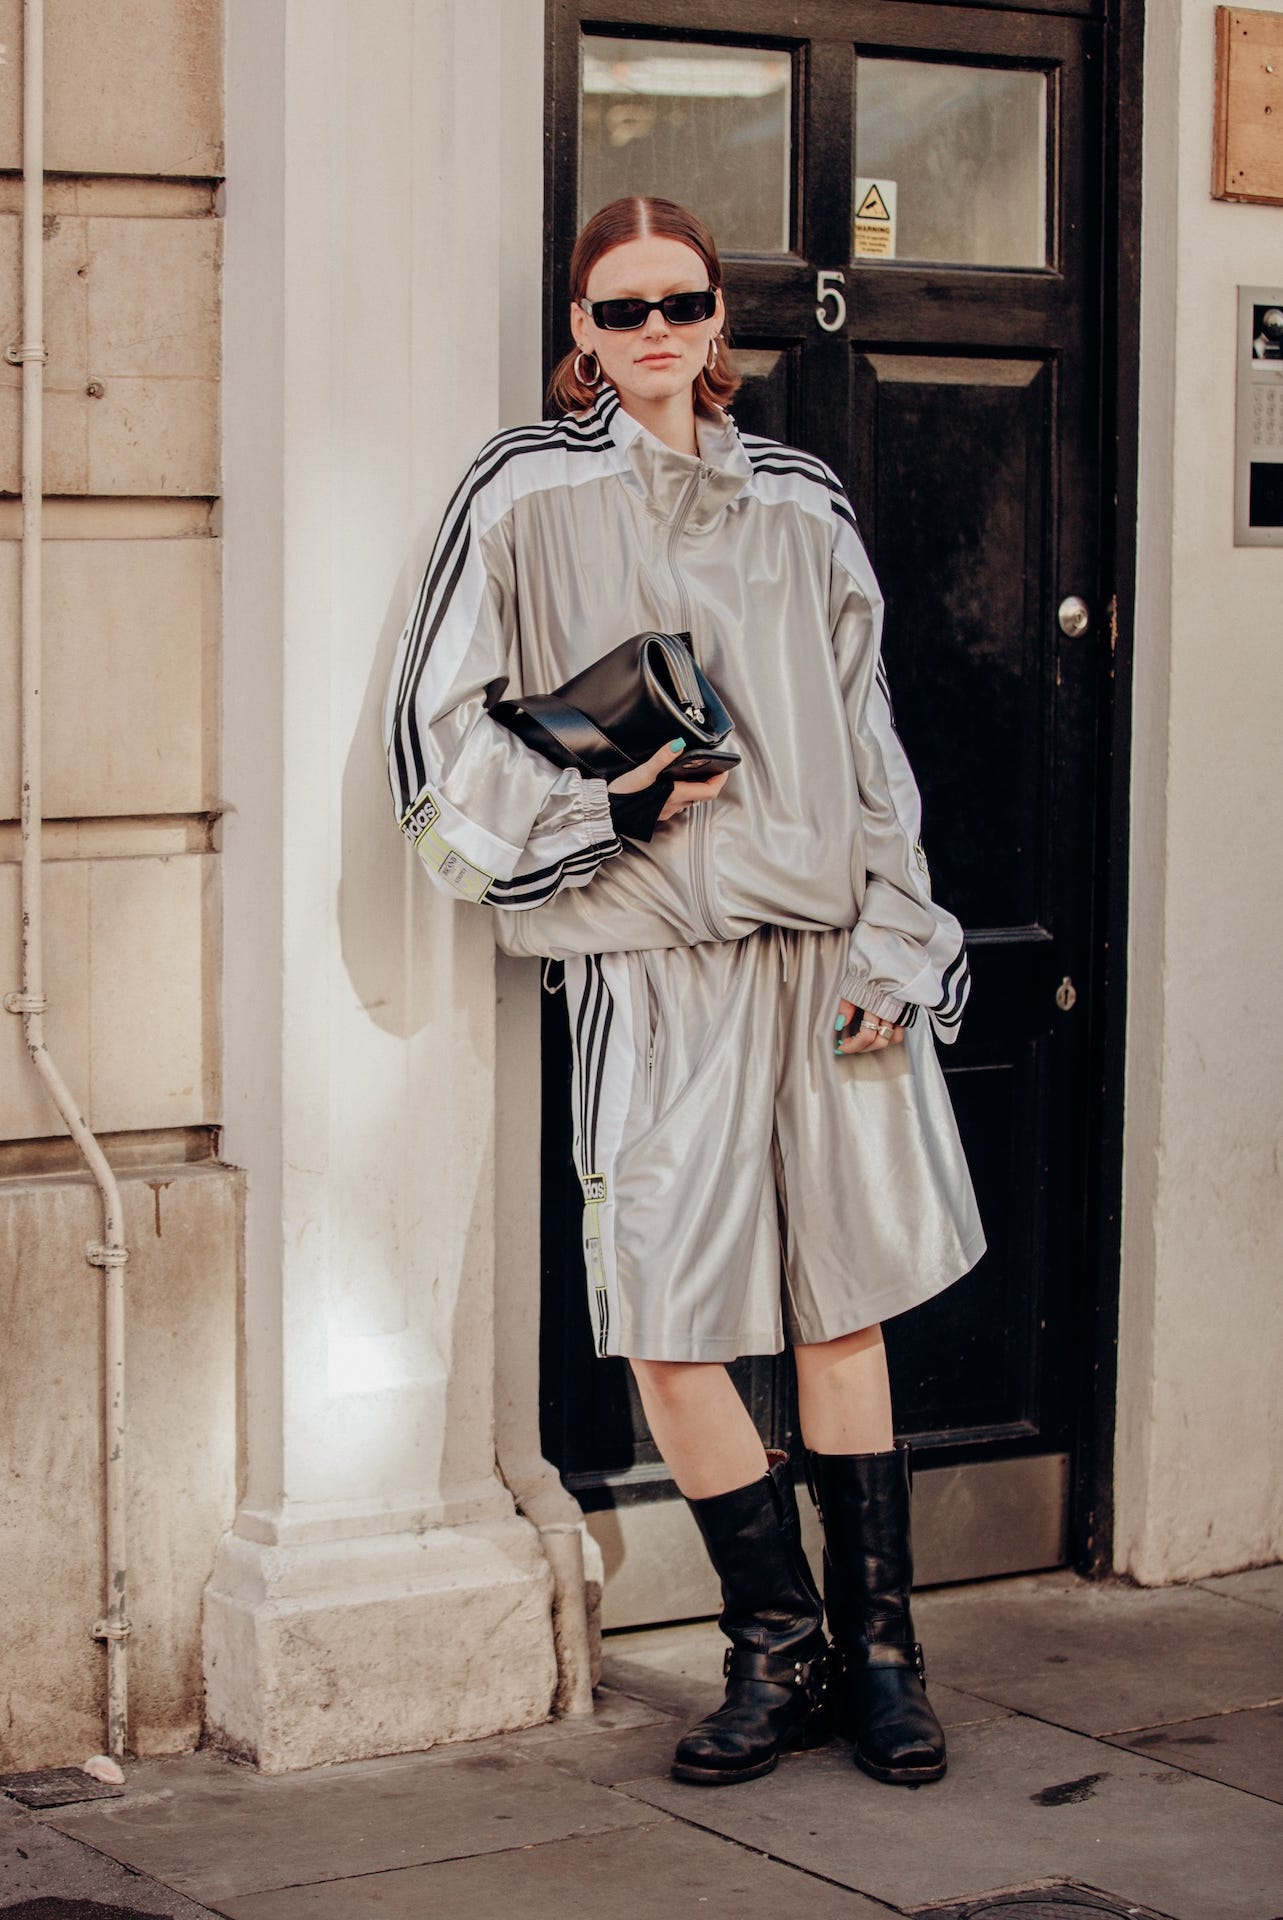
1074, 0, 1142, 1577
540, 0, 1143, 1580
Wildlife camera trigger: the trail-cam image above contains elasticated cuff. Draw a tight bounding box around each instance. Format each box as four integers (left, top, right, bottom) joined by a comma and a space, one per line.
580, 775, 618, 846
836, 973, 908, 1026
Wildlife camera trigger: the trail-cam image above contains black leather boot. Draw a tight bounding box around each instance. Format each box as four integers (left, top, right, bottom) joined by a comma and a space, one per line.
808, 1439, 947, 1785
671, 1449, 832, 1785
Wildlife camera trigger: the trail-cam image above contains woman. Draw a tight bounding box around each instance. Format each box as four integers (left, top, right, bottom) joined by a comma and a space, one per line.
383, 196, 985, 1790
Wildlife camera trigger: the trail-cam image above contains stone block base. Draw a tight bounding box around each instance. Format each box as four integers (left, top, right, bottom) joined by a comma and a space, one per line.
0, 1162, 240, 1771
203, 1515, 557, 1773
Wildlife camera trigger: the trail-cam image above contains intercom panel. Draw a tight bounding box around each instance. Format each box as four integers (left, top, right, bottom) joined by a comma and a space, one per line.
1236, 286, 1283, 546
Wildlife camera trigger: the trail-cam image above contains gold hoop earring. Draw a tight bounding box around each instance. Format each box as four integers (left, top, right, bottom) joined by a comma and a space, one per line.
574, 349, 601, 388
706, 337, 720, 371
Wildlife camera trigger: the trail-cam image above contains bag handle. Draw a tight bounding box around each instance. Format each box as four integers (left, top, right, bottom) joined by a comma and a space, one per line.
492, 693, 638, 782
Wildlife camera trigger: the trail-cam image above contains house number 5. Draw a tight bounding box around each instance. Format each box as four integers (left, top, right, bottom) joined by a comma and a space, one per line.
815, 269, 847, 333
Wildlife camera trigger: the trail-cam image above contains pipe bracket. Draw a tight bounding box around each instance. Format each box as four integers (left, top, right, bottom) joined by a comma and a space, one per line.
90, 1619, 133, 1643
5, 340, 47, 363
86, 1243, 128, 1269
4, 991, 48, 1014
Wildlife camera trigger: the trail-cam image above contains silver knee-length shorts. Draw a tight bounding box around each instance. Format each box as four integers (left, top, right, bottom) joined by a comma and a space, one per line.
562, 926, 987, 1362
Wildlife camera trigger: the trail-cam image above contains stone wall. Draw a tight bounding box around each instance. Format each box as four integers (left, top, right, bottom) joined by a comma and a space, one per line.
0, 0, 239, 1767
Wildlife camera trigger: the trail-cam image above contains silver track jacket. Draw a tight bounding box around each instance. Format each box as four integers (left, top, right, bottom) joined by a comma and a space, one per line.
383, 385, 970, 1041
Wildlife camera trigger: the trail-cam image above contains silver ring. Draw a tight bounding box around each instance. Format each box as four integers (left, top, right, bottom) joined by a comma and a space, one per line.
860, 1018, 880, 1032
876, 1022, 894, 1037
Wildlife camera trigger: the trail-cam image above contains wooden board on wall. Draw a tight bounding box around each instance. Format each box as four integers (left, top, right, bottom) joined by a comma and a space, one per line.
1214, 6, 1283, 203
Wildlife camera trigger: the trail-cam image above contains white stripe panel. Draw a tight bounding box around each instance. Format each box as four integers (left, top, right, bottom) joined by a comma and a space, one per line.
399, 432, 628, 763
565, 953, 636, 1360
831, 510, 887, 623
591, 952, 636, 1358
400, 773, 524, 881
743, 460, 834, 530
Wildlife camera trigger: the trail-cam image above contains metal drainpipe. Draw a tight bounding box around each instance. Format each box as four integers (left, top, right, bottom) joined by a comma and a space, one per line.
2, 0, 132, 1761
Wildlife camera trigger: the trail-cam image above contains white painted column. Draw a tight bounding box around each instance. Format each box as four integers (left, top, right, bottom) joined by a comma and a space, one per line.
1117, 0, 1283, 1583
205, 0, 559, 1771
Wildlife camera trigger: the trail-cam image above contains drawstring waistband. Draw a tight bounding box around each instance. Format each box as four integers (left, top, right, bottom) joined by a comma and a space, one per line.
547, 941, 801, 993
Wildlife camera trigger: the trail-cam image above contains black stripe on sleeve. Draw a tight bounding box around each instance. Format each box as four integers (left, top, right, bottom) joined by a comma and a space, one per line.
932, 949, 970, 1017
486, 838, 621, 907
747, 462, 862, 541
395, 528, 472, 812
391, 418, 617, 809
741, 441, 862, 538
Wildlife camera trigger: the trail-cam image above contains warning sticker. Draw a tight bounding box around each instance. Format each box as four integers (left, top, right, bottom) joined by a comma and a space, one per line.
854, 178, 897, 259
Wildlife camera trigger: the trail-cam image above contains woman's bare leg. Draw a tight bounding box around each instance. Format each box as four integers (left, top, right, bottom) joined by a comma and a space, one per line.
794, 1323, 894, 1454
630, 1358, 768, 1499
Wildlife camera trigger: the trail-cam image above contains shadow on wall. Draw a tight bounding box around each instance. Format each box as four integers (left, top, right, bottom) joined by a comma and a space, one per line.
338, 495, 628, 1565
338, 539, 492, 1046
332, 544, 510, 1506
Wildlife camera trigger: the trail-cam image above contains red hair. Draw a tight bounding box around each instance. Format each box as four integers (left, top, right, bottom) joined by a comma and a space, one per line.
547, 196, 741, 419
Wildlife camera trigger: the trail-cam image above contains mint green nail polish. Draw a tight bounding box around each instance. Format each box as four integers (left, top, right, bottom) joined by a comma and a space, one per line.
669, 737, 685, 753
834, 1013, 847, 1031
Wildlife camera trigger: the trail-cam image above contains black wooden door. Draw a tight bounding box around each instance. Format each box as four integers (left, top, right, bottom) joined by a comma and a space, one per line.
541, 0, 1112, 1624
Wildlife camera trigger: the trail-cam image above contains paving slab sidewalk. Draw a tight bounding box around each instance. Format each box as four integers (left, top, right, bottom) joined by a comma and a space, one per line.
2, 1567, 1280, 1920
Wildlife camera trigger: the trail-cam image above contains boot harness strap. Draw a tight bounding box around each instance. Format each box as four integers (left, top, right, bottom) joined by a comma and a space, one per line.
723, 1644, 829, 1694
843, 1639, 927, 1683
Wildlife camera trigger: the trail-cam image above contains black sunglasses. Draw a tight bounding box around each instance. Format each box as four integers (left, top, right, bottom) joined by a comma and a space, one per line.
578, 289, 718, 332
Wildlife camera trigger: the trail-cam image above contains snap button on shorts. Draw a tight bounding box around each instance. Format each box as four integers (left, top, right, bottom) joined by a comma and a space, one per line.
562, 926, 986, 1362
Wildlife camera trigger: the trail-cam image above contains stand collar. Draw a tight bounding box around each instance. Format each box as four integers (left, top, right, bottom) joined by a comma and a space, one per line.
583, 383, 754, 529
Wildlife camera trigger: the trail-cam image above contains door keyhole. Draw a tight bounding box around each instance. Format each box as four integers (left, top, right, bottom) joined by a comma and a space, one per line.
1056, 975, 1077, 1011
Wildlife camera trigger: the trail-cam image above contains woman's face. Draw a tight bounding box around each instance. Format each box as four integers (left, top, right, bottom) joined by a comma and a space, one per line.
570, 235, 725, 414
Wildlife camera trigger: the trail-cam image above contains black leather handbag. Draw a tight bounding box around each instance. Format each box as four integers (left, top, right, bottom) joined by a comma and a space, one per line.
491, 630, 739, 784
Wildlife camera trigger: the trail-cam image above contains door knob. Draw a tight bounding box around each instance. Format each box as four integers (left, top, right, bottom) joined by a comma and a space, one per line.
1058, 595, 1091, 637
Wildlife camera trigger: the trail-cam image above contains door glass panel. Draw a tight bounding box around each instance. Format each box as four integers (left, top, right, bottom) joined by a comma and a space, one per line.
581, 36, 792, 252
854, 58, 1047, 267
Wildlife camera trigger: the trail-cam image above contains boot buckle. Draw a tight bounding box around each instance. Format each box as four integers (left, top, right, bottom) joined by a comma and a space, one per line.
798, 1653, 830, 1707
723, 1644, 827, 1693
